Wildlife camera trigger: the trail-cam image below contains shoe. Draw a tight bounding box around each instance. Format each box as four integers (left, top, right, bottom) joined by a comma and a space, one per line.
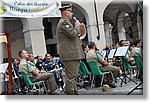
50, 92, 57, 95
75, 91, 79, 95
107, 82, 116, 88
65, 91, 79, 95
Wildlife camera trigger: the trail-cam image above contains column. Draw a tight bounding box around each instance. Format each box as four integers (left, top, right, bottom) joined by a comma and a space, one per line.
21, 18, 47, 56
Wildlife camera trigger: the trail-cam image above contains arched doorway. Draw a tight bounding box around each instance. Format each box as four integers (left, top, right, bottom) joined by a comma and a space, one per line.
43, 1, 89, 55
1, 17, 25, 58
103, 0, 142, 45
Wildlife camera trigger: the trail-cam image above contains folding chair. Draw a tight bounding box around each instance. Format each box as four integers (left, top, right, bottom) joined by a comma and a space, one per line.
87, 61, 114, 87
127, 56, 143, 95
120, 57, 138, 86
80, 61, 92, 75
77, 62, 92, 89
21, 72, 47, 95
133, 56, 143, 79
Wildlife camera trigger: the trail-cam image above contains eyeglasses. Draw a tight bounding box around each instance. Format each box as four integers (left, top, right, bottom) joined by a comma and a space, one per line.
67, 10, 73, 13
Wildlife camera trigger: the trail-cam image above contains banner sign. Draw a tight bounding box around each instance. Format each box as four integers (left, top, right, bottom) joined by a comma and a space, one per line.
0, 0, 61, 18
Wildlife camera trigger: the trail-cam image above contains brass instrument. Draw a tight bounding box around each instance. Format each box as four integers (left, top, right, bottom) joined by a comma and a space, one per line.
80, 23, 86, 35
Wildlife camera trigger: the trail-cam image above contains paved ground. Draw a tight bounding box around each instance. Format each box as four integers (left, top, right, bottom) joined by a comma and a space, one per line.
2, 75, 142, 95
78, 77, 143, 95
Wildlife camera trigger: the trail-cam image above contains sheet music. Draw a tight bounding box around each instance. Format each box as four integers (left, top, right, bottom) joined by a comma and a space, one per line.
0, 63, 8, 73
108, 49, 116, 59
114, 46, 129, 57
101, 50, 106, 58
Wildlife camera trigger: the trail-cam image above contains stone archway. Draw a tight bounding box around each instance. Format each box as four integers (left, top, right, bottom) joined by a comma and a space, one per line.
43, 1, 90, 55
2, 18, 25, 58
103, 0, 140, 45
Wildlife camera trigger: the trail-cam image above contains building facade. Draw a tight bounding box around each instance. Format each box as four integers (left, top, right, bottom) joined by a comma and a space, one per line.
0, 0, 143, 63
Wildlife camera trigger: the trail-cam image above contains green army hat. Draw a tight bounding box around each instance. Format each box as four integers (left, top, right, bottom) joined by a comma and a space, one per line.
59, 4, 72, 11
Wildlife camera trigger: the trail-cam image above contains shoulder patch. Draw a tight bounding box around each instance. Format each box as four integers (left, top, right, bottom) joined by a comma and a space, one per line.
65, 25, 70, 28
62, 21, 72, 29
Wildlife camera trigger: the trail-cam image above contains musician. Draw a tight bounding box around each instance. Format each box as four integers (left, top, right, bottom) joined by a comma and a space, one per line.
3, 58, 22, 94
56, 4, 86, 95
19, 50, 57, 94
119, 40, 135, 65
42, 53, 65, 90
131, 39, 143, 59
86, 42, 121, 88
42, 54, 55, 72
35, 55, 44, 71
52, 54, 66, 91
13, 58, 25, 93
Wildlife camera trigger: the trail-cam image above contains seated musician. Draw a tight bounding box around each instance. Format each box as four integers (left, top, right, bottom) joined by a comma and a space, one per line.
19, 50, 57, 94
119, 40, 135, 65
131, 39, 143, 59
2, 58, 22, 94
86, 42, 121, 88
43, 53, 66, 91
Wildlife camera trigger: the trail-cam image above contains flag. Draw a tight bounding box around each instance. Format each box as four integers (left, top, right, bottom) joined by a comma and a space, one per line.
0, 35, 7, 43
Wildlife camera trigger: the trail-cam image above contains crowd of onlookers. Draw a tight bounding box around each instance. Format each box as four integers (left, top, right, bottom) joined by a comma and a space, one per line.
0, 39, 143, 94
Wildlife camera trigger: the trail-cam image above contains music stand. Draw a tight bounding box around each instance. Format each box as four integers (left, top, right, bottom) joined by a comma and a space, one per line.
108, 49, 116, 59
114, 46, 137, 87
114, 46, 129, 57
0, 63, 8, 94
0, 63, 8, 74
101, 50, 106, 59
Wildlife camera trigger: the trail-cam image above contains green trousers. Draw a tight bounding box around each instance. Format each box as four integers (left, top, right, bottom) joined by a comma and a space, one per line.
31, 73, 57, 93
63, 60, 80, 95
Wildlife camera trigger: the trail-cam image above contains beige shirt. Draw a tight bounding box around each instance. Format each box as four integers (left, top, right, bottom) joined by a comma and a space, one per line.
132, 47, 143, 58
19, 59, 36, 78
86, 49, 105, 67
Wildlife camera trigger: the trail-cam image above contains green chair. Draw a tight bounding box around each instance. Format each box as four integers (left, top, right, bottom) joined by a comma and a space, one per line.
127, 56, 143, 95
78, 67, 84, 75
77, 62, 92, 89
121, 57, 137, 70
87, 61, 113, 87
120, 57, 138, 86
21, 72, 47, 94
80, 61, 92, 75
133, 56, 143, 69
132, 56, 143, 79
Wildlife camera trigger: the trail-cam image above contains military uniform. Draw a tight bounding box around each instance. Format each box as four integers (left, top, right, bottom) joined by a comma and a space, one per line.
56, 8, 84, 94
86, 49, 120, 81
19, 59, 57, 93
